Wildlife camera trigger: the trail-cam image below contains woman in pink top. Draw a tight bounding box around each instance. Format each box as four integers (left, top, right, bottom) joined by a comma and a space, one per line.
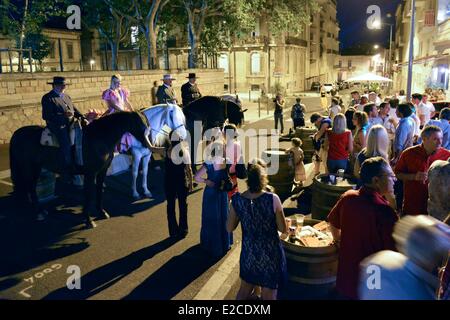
223, 124, 243, 199
102, 74, 133, 115
324, 114, 353, 174
102, 74, 134, 152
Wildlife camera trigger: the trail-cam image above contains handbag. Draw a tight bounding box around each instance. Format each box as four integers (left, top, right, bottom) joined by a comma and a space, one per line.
218, 164, 235, 192
235, 156, 247, 179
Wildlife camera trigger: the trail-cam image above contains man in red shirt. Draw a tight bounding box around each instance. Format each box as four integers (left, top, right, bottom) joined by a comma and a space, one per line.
328, 157, 398, 299
394, 125, 450, 215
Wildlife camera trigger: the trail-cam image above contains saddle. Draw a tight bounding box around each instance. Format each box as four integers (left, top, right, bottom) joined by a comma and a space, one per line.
40, 126, 76, 148
40, 121, 84, 166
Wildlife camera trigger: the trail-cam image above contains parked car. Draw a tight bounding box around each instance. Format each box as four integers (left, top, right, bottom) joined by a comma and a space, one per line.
311, 81, 321, 91
322, 83, 334, 93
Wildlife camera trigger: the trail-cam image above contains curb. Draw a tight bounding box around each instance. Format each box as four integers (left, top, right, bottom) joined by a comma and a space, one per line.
193, 242, 241, 300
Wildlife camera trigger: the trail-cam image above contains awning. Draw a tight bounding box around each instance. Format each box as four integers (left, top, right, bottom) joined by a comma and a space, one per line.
345, 73, 392, 82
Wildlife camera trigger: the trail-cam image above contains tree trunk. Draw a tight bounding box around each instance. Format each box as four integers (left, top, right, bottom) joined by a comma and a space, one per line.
111, 42, 118, 70
18, 0, 29, 72
144, 30, 153, 69
187, 22, 197, 68
150, 26, 159, 69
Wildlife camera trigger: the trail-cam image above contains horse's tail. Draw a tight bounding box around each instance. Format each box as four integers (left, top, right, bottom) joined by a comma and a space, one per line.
10, 130, 28, 198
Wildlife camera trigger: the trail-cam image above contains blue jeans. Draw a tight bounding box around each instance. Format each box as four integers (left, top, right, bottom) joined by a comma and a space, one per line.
274, 113, 284, 133
327, 159, 348, 174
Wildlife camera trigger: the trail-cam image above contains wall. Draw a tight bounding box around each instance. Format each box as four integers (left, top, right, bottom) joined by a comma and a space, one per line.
0, 68, 224, 144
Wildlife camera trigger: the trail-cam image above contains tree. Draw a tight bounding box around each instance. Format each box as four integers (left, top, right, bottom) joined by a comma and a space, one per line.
82, 0, 133, 70
175, 0, 258, 68
22, 32, 51, 70
1, 0, 65, 71
110, 0, 169, 69
263, 0, 319, 36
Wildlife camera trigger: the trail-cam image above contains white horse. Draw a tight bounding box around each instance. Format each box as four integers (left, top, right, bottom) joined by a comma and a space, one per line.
128, 104, 187, 199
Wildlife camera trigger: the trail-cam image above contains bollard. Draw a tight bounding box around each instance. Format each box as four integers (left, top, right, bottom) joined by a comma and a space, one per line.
258, 98, 261, 118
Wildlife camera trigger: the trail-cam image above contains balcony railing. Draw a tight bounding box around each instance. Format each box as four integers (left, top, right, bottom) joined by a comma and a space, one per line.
285, 36, 308, 47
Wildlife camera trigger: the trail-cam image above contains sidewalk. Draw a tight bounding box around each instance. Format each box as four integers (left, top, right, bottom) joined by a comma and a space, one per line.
242, 93, 328, 125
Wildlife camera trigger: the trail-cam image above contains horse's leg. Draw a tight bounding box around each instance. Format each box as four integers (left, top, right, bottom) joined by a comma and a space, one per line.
82, 173, 97, 229
131, 148, 142, 199
95, 166, 110, 219
141, 149, 152, 198
29, 167, 47, 221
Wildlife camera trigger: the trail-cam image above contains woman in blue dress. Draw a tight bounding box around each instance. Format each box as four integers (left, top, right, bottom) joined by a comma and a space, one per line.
227, 160, 288, 300
194, 140, 233, 257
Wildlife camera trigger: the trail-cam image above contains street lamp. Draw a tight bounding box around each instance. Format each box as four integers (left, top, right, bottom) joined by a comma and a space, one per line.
374, 44, 379, 49
90, 59, 95, 71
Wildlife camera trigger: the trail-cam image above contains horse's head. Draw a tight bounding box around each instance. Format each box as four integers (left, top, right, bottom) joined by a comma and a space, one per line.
224, 100, 246, 127
166, 103, 187, 140
127, 111, 153, 149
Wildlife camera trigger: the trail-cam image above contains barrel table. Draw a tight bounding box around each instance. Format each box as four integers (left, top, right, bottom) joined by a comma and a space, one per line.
311, 174, 357, 220
294, 127, 317, 164
262, 148, 294, 202
280, 217, 338, 299
36, 169, 56, 203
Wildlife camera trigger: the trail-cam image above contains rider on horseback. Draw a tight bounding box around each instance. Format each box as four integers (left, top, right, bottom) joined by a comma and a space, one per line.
42, 77, 88, 172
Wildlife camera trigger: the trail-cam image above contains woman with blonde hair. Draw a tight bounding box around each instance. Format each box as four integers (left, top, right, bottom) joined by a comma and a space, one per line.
354, 125, 390, 179
102, 74, 133, 115
324, 113, 353, 173
227, 159, 287, 300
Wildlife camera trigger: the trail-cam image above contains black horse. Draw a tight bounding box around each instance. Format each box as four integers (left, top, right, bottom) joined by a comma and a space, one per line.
9, 111, 152, 228
182, 96, 246, 170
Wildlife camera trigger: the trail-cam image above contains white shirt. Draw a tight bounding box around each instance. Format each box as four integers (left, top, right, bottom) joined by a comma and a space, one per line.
417, 101, 435, 125
379, 115, 396, 138
388, 107, 400, 123
328, 105, 342, 120
366, 117, 383, 132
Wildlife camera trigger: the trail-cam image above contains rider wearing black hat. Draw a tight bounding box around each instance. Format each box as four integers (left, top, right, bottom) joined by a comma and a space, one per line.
181, 73, 202, 107
42, 77, 87, 172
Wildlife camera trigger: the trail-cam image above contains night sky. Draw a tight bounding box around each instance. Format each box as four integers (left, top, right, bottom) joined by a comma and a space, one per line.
337, 0, 402, 50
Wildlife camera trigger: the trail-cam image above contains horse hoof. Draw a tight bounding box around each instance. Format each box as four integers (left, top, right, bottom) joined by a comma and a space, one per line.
85, 220, 97, 229
98, 209, 110, 219
143, 191, 153, 198
132, 193, 141, 200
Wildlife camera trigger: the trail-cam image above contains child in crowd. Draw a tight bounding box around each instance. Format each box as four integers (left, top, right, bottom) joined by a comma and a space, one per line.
287, 138, 306, 186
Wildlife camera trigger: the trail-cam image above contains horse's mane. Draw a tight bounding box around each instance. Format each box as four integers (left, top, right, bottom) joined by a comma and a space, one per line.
87, 111, 136, 133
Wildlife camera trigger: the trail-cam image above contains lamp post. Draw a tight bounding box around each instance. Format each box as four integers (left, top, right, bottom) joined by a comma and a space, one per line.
406, 0, 416, 101
373, 15, 394, 85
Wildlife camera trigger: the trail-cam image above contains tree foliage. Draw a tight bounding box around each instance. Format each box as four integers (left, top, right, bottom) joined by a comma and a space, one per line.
262, 0, 320, 36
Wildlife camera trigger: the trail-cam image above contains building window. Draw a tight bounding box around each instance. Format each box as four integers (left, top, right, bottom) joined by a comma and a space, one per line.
67, 42, 74, 60
251, 52, 261, 74
219, 54, 229, 73
50, 41, 56, 59
348, 60, 352, 68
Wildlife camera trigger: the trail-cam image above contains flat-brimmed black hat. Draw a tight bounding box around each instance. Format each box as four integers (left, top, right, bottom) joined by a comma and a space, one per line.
186, 73, 198, 79
47, 76, 69, 85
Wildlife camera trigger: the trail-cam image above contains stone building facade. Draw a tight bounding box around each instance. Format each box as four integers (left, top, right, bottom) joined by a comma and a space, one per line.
0, 69, 224, 144
393, 0, 449, 97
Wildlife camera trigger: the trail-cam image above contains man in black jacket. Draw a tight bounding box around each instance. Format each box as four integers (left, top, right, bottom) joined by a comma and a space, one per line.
181, 73, 202, 107
42, 77, 86, 172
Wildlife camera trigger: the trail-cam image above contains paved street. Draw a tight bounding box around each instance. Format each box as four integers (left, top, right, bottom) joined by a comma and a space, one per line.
0, 95, 325, 300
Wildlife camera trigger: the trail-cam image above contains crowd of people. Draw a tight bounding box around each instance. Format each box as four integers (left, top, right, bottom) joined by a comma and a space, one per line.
40, 73, 449, 300
307, 89, 450, 300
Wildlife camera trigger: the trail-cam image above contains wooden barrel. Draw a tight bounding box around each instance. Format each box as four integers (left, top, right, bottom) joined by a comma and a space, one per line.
262, 148, 294, 202
294, 127, 317, 164
36, 169, 56, 203
280, 217, 338, 299
311, 174, 357, 220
